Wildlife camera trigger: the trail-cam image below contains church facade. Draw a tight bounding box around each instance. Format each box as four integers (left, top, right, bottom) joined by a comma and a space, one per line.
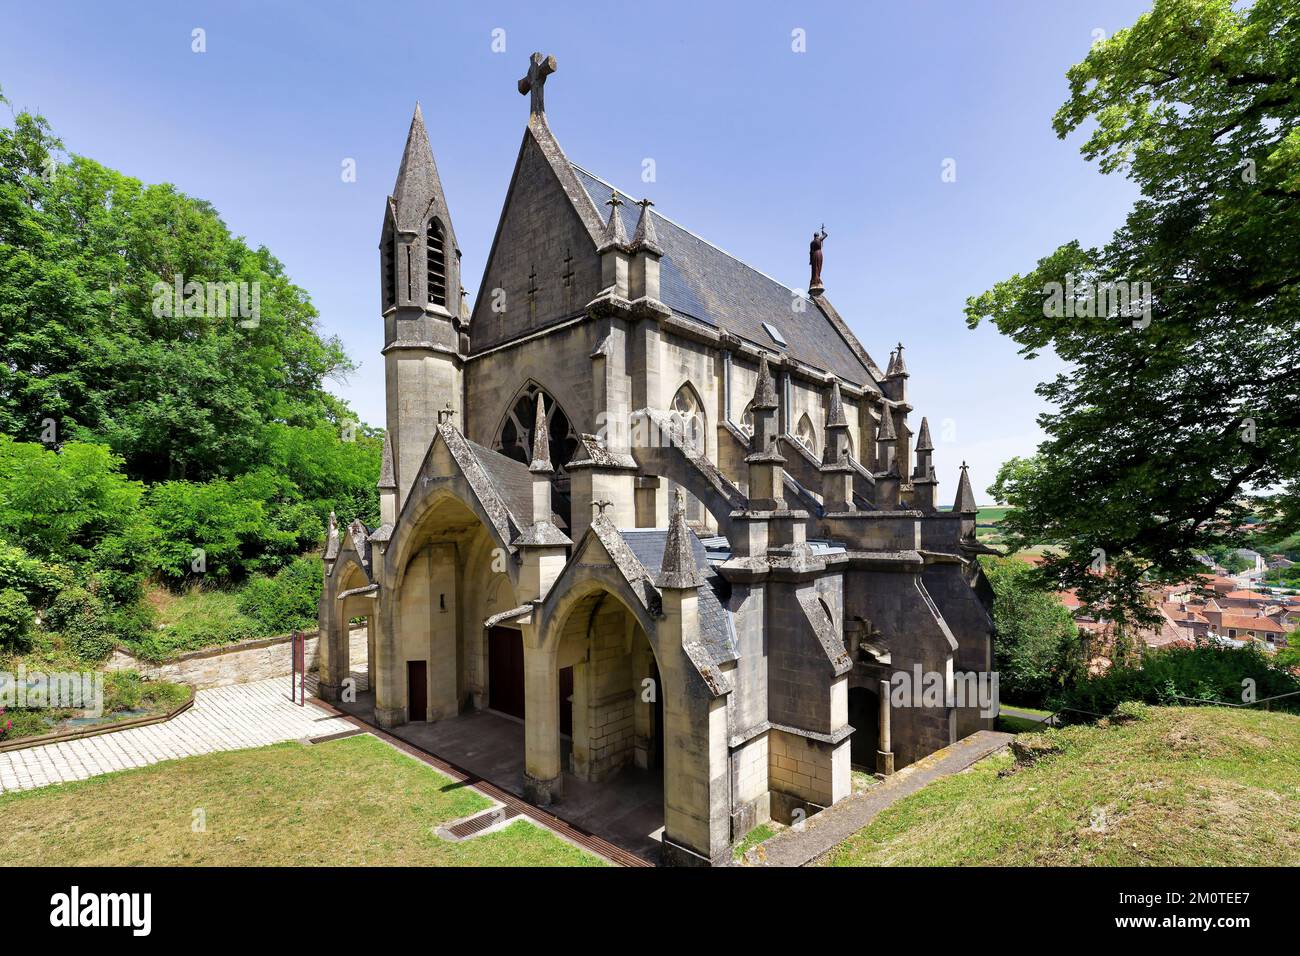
318, 53, 995, 867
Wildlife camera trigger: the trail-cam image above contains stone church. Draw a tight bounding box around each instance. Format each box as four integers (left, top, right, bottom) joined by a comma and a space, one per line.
318, 53, 995, 866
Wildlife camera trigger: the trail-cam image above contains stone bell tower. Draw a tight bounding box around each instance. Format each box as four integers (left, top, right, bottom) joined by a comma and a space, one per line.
380, 103, 467, 511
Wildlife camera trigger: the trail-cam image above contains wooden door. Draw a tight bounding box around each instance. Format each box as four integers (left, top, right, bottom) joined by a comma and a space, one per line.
488, 626, 526, 720
407, 660, 427, 722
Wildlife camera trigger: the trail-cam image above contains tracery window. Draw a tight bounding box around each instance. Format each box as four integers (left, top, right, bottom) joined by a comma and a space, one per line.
670, 383, 706, 455
670, 383, 708, 526
739, 400, 755, 437
494, 383, 580, 530
795, 413, 817, 456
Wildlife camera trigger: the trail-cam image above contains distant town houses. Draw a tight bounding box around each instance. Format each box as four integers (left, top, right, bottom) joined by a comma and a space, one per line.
1020, 555, 1296, 672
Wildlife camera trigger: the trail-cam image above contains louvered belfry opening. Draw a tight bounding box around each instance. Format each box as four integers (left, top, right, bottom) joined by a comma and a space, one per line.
382, 231, 396, 309
426, 218, 447, 308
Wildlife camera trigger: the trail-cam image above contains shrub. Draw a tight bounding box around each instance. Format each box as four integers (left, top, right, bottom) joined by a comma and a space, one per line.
0, 538, 73, 606
1111, 700, 1150, 723
1053, 641, 1300, 715
101, 671, 187, 714
237, 555, 322, 635
46, 586, 115, 662
0, 587, 34, 652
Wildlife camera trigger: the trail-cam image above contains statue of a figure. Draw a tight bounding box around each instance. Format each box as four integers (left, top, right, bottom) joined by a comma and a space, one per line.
809, 225, 828, 290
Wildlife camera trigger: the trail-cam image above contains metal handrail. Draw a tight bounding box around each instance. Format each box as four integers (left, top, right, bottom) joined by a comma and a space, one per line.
1167, 688, 1300, 710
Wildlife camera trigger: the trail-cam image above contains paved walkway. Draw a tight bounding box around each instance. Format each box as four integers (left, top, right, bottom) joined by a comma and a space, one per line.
1001, 706, 1055, 725
752, 729, 1014, 867
0, 677, 354, 794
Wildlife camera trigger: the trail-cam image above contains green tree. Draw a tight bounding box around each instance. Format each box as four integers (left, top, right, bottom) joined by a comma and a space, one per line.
1276, 630, 1300, 668
966, 0, 1300, 627
0, 437, 147, 565
1222, 552, 1251, 574
0, 100, 359, 483
981, 556, 1084, 705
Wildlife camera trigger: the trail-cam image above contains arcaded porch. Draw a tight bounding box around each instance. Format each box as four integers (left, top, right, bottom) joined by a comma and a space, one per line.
335, 689, 665, 863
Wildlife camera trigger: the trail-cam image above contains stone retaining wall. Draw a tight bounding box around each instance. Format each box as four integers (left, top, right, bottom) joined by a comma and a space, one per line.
106, 627, 368, 689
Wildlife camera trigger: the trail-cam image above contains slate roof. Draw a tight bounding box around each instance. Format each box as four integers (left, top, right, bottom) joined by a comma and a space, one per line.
463, 437, 534, 534
622, 528, 738, 667
571, 165, 877, 389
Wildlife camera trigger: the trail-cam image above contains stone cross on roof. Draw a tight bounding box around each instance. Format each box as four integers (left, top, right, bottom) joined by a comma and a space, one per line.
518, 52, 557, 116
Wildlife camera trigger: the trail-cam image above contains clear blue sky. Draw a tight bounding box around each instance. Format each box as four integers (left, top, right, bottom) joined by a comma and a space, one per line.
1, 0, 1152, 502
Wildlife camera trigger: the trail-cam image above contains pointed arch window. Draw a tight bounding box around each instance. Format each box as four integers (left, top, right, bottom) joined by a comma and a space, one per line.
426, 218, 447, 308
795, 413, 817, 456
740, 400, 755, 437
670, 383, 707, 456
495, 383, 580, 530
670, 383, 708, 527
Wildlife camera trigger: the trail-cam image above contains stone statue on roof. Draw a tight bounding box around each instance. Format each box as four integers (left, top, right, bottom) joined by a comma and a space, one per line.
809, 224, 828, 293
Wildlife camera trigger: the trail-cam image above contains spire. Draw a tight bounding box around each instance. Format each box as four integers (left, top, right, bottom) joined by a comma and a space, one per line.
915, 416, 934, 452
658, 489, 705, 589
392, 103, 441, 216
598, 194, 629, 252
888, 342, 909, 378
529, 392, 553, 473
752, 353, 779, 409
884, 349, 897, 377
876, 405, 897, 442
826, 378, 848, 428
630, 199, 663, 256
954, 462, 978, 514
378, 433, 396, 490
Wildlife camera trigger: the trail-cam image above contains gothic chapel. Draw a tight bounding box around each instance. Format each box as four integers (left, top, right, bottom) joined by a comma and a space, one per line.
319, 53, 995, 866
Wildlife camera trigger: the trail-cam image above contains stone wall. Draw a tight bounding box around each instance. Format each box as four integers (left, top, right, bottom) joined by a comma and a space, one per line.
106, 627, 368, 689
768, 727, 847, 808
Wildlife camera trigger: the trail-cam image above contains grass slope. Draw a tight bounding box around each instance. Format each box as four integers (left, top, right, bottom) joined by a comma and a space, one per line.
824, 706, 1300, 866
0, 734, 602, 866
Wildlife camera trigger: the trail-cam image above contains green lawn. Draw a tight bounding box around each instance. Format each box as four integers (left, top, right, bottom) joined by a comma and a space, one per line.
0, 734, 603, 866
996, 713, 1049, 734
822, 706, 1300, 866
